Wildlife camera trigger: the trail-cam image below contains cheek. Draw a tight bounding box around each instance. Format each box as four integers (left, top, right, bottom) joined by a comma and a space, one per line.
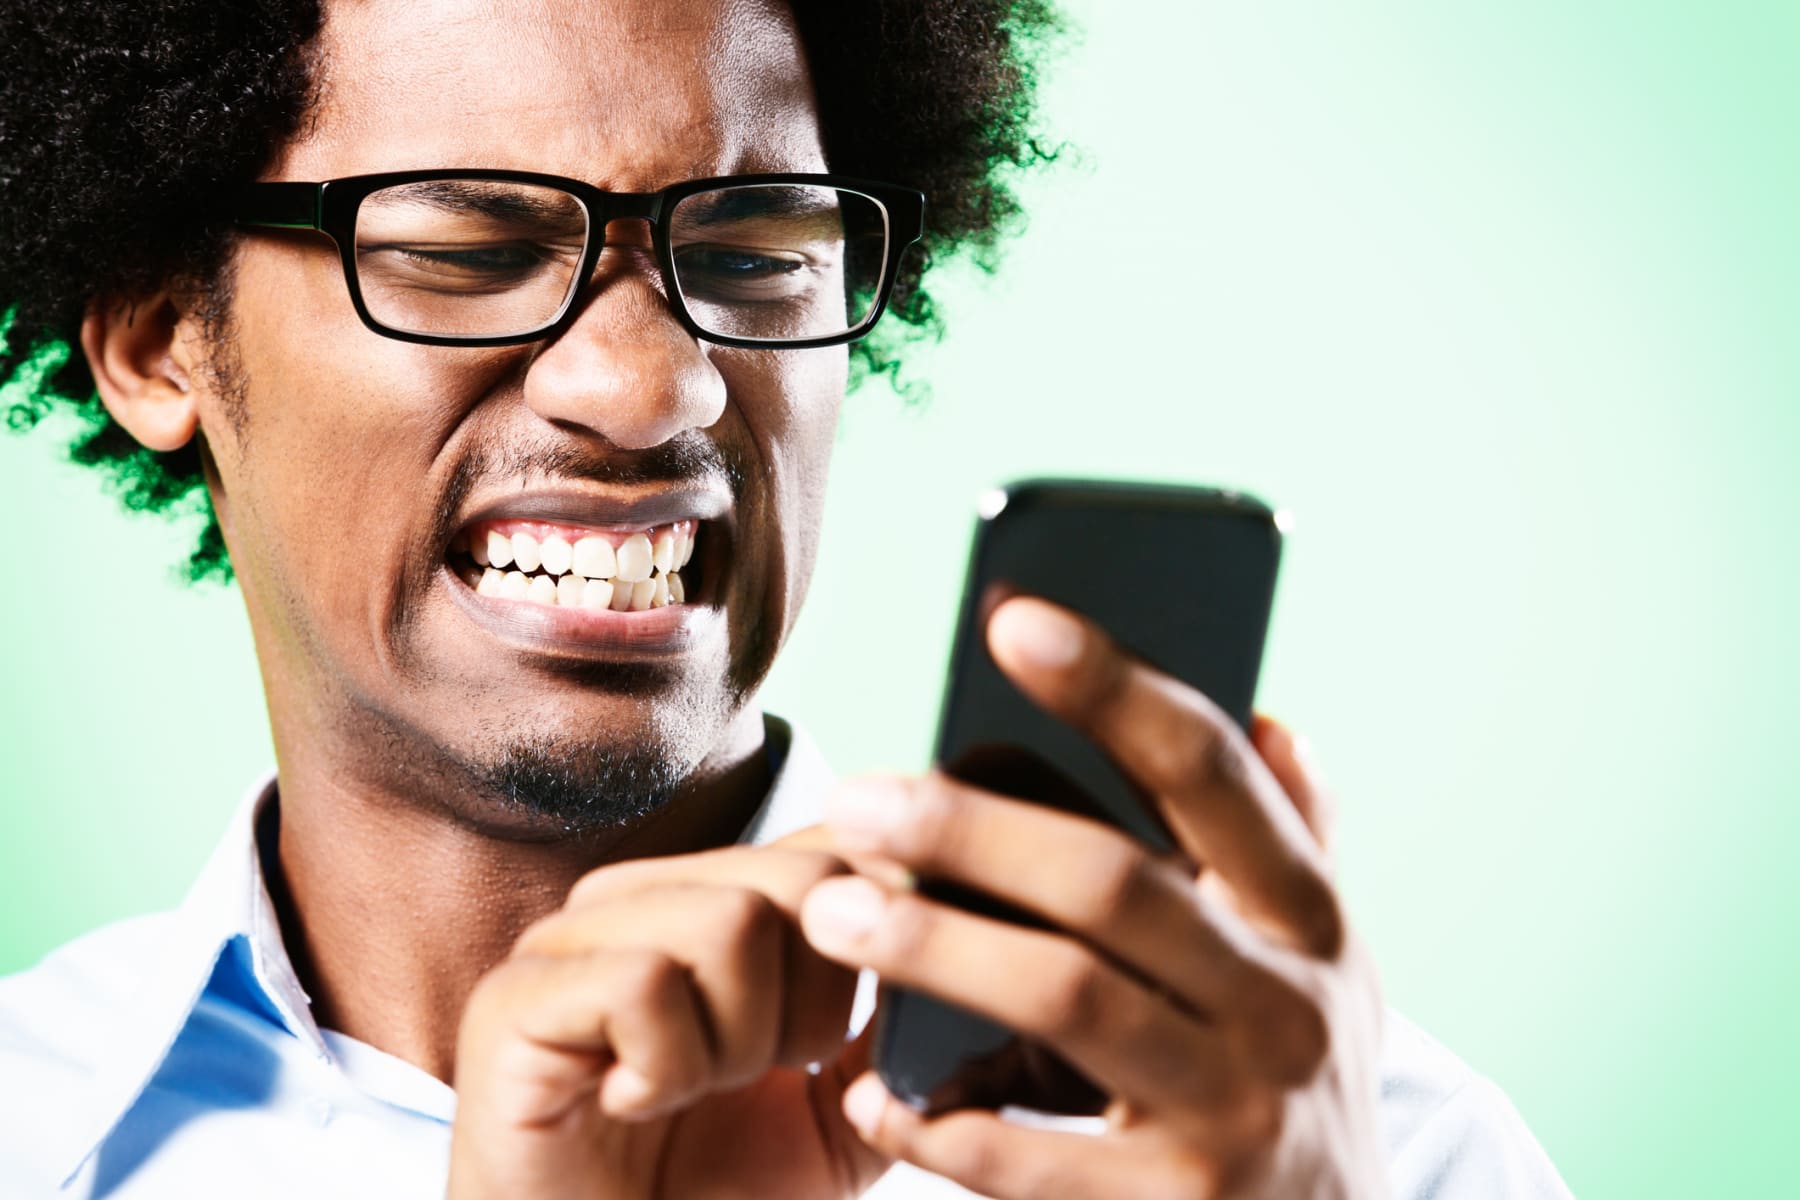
208, 246, 516, 614
716, 345, 845, 611
782, 376, 843, 597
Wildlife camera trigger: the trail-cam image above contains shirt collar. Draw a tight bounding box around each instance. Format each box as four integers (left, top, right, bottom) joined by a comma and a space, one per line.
55, 766, 279, 1188
60, 713, 835, 1188
741, 715, 837, 843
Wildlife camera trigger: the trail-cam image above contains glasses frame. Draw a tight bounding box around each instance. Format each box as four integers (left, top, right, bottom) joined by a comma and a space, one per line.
235, 169, 926, 349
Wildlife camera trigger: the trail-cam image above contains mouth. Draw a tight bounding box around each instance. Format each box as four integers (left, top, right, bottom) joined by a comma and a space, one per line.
449, 517, 700, 613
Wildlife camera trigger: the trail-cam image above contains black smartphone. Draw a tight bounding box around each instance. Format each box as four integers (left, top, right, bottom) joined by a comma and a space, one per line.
871, 478, 1285, 1115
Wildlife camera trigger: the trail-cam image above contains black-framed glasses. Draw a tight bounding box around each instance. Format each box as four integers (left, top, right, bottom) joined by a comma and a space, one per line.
235, 170, 925, 349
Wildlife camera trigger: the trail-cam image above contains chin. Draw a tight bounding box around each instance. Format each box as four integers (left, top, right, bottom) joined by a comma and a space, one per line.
412, 663, 741, 838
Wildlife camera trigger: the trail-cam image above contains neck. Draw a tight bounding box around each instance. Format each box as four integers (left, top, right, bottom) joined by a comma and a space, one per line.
262, 709, 773, 1083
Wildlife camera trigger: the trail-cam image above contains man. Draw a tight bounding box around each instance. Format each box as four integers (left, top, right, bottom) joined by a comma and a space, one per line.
0, 0, 1570, 1196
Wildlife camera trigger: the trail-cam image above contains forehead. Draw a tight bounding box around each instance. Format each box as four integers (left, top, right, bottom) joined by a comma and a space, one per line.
273, 0, 823, 184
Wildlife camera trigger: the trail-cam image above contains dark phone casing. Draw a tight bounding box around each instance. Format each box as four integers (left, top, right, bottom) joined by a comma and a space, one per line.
870, 478, 1285, 1114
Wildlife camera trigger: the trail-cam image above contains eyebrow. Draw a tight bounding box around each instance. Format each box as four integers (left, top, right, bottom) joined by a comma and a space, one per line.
677, 186, 850, 230
366, 181, 586, 224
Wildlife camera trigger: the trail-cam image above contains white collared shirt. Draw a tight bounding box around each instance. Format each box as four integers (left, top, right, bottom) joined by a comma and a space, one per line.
0, 717, 1568, 1197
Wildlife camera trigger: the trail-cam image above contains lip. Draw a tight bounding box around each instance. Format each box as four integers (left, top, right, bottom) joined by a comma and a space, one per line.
441, 560, 722, 659
440, 484, 732, 660
450, 484, 734, 544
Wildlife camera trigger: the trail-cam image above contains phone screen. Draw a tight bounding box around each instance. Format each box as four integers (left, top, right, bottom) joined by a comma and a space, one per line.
872, 479, 1284, 1113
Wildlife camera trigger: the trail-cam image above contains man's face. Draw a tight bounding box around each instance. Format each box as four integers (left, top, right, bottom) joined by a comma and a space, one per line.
198, 0, 843, 833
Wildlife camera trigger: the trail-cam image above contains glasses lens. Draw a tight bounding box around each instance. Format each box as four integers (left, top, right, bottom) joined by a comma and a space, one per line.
669, 184, 890, 343
353, 180, 589, 338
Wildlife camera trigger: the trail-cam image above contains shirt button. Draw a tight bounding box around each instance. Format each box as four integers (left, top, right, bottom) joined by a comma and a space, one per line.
307, 1099, 335, 1129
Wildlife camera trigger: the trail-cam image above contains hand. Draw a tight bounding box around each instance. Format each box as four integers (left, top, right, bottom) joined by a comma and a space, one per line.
798, 596, 1389, 1199
447, 833, 892, 1199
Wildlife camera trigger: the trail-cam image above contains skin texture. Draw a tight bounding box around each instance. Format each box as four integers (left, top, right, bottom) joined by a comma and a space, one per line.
82, 1, 1389, 1196
806, 599, 1390, 1198
84, 0, 843, 1077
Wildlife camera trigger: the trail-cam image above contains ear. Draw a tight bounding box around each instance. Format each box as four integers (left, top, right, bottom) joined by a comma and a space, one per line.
79, 293, 200, 453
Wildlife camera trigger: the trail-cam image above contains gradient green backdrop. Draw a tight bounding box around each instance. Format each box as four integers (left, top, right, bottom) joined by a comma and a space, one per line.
4, 2, 1796, 1195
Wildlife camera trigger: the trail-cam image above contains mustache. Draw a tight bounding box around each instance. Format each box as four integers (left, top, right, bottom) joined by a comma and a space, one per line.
433, 431, 746, 543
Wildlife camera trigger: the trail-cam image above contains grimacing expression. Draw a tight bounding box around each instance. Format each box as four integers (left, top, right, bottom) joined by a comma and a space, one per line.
195, 0, 845, 832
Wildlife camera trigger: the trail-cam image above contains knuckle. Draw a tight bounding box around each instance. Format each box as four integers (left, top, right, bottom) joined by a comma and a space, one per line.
1026, 945, 1110, 1038
612, 948, 687, 1010
566, 859, 651, 908
910, 772, 967, 860
1112, 984, 1174, 1069
874, 891, 933, 960
1249, 973, 1331, 1084
784, 847, 851, 889
460, 953, 572, 1049
1082, 839, 1158, 929
564, 870, 614, 910
1068, 641, 1132, 723
512, 911, 572, 957
745, 848, 849, 913
1192, 719, 1255, 792
934, 1126, 1017, 1195
1141, 704, 1242, 794
461, 959, 523, 1028
711, 885, 783, 950
1277, 997, 1331, 1084
1151, 724, 1213, 789
1293, 876, 1347, 961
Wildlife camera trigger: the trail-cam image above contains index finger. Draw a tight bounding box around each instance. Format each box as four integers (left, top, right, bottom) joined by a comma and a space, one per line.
566, 842, 849, 916
986, 596, 1343, 958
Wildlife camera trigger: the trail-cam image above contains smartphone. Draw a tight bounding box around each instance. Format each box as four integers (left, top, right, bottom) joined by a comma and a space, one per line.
871, 478, 1286, 1115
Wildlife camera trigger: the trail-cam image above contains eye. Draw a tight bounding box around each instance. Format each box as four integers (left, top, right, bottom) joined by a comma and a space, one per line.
674, 244, 821, 308
396, 243, 547, 274
677, 246, 805, 279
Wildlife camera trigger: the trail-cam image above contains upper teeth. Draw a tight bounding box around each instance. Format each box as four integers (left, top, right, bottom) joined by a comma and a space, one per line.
538, 535, 573, 577
458, 519, 695, 611
616, 533, 654, 583
571, 536, 614, 579
512, 533, 543, 574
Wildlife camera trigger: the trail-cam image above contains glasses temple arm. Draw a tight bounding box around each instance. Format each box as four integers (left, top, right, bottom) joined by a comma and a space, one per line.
234, 182, 322, 230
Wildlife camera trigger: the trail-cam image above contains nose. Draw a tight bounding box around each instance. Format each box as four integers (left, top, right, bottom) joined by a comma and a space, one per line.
522, 229, 727, 450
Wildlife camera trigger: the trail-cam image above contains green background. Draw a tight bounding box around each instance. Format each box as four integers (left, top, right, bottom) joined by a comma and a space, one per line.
4, 1, 1796, 1194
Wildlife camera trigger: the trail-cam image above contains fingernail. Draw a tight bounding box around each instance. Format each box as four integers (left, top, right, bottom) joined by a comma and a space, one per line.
827, 776, 908, 851
804, 877, 886, 949
992, 599, 1085, 669
843, 1073, 887, 1137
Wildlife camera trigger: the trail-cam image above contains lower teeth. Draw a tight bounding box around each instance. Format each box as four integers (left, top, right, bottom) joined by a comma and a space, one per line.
466, 564, 685, 612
